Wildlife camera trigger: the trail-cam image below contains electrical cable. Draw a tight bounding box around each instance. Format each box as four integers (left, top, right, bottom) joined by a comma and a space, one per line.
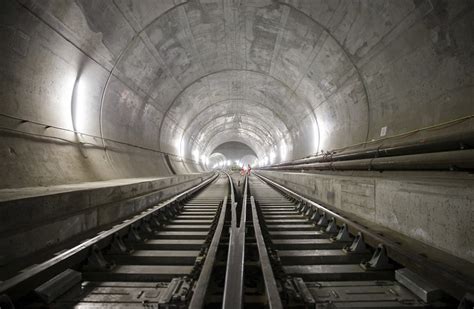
0, 113, 198, 163
315, 114, 474, 156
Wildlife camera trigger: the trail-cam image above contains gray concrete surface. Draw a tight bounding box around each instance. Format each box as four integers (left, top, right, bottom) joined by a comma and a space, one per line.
0, 0, 472, 271
1, 0, 472, 188
0, 173, 212, 264
258, 170, 474, 263
0, 176, 192, 202
211, 142, 258, 166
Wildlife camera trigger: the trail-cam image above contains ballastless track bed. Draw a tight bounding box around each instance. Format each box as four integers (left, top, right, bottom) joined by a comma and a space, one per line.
0, 172, 472, 308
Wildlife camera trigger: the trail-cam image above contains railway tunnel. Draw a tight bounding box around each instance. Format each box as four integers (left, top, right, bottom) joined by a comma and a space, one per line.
0, 0, 473, 307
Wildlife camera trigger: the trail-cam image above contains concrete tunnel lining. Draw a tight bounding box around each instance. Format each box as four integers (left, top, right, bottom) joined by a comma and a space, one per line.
0, 0, 473, 294
159, 68, 318, 162
210, 141, 258, 167
0, 0, 472, 187
178, 98, 292, 160
190, 115, 280, 157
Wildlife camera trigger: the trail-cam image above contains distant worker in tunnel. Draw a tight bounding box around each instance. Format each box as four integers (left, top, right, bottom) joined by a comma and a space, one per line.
247, 164, 251, 176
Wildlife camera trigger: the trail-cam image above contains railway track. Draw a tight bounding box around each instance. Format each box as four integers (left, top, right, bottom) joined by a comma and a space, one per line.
250, 177, 425, 308
0, 172, 472, 308
0, 173, 230, 308
55, 177, 227, 308
248, 174, 472, 308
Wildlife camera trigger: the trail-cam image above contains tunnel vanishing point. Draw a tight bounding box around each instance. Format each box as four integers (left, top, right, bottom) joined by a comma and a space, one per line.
0, 0, 473, 308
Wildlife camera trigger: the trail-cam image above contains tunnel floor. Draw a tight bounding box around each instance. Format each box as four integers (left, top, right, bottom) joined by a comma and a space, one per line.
0, 172, 471, 308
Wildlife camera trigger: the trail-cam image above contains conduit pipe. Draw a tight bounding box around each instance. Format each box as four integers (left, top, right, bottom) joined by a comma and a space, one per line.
272, 131, 474, 168
262, 149, 474, 172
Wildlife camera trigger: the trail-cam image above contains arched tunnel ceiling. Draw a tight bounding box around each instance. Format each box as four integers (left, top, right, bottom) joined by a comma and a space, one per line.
181, 100, 291, 157
3, 0, 472, 186
103, 0, 371, 163
212, 141, 258, 163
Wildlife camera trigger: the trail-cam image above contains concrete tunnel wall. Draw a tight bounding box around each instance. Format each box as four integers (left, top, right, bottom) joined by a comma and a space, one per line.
258, 170, 474, 263
0, 0, 473, 189
211, 142, 258, 167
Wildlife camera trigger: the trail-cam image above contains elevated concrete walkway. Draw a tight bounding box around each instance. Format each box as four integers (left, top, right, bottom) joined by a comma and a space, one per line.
0, 173, 213, 268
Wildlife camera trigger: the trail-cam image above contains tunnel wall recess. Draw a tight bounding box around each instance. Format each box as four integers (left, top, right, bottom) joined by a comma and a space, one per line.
0, 0, 472, 188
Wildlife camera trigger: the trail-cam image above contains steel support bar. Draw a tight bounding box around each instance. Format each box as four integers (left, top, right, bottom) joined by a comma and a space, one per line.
223, 175, 248, 309
250, 196, 283, 309
189, 196, 228, 309
255, 172, 474, 300
0, 173, 219, 300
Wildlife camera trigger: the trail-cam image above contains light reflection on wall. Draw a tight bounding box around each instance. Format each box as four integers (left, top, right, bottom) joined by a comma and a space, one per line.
192, 149, 200, 163
313, 120, 321, 154
72, 76, 86, 132
61, 71, 77, 131
174, 137, 186, 159
269, 150, 276, 164
280, 140, 288, 162
209, 152, 226, 169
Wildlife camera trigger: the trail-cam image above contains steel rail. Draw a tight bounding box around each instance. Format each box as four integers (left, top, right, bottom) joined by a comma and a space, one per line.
0, 173, 219, 300
223, 174, 248, 309
189, 195, 228, 308
250, 196, 283, 309
255, 172, 474, 300
224, 171, 237, 227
